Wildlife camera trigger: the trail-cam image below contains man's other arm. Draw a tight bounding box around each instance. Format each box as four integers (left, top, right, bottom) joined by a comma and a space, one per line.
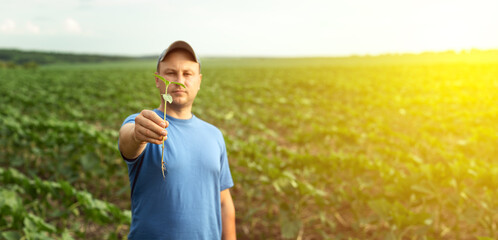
221, 189, 236, 240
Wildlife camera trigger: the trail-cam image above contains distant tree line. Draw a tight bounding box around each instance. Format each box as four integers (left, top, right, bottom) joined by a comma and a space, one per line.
0, 49, 142, 69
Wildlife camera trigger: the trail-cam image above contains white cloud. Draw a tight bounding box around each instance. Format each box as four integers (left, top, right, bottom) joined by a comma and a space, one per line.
26, 21, 40, 34
65, 18, 82, 34
1, 19, 16, 32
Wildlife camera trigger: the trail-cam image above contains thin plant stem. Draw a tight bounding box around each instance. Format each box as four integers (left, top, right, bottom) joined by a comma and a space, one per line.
161, 84, 169, 179
153, 74, 185, 179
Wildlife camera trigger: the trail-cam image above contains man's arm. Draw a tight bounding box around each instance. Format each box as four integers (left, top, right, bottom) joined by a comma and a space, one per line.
221, 189, 236, 240
119, 110, 168, 159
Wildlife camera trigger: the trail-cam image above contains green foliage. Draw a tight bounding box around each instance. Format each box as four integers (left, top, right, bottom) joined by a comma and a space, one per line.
196, 57, 498, 239
153, 73, 186, 89
477, 237, 495, 240
1, 52, 498, 239
0, 167, 130, 239
162, 94, 173, 104
0, 60, 38, 70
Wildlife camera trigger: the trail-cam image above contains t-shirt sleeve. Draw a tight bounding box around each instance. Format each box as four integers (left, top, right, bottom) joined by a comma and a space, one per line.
219, 137, 234, 191
122, 113, 140, 127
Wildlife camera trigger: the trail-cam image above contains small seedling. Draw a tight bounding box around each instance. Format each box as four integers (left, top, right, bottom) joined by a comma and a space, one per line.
154, 74, 186, 178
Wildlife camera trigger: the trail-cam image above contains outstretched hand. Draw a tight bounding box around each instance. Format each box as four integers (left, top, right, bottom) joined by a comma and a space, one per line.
133, 110, 169, 145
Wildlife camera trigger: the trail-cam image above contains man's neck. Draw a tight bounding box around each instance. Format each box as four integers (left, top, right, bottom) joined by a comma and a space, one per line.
157, 103, 193, 120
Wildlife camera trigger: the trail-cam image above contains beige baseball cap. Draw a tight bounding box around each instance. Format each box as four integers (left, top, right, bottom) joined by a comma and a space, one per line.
157, 40, 201, 72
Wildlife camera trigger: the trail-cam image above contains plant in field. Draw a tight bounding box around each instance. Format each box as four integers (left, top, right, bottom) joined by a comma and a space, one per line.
154, 74, 186, 178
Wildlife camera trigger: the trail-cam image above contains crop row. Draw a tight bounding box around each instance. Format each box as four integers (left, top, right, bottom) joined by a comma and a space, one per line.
0, 106, 127, 201
1, 167, 130, 239
1, 59, 498, 239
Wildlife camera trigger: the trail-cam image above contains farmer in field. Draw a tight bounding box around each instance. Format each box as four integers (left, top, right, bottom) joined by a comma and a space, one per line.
118, 40, 236, 239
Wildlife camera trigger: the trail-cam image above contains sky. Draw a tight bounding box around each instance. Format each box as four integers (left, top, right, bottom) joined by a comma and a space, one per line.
1, 0, 497, 57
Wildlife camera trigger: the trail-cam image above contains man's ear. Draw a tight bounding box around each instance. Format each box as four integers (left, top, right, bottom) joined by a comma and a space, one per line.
154, 72, 160, 88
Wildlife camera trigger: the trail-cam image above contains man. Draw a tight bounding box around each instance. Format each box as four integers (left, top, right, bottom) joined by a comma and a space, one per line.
118, 40, 236, 239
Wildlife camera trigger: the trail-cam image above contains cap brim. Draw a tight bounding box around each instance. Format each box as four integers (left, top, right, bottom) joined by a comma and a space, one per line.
159, 40, 199, 63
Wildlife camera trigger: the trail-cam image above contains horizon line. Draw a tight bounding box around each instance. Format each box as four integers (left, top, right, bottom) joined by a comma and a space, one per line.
1, 47, 498, 59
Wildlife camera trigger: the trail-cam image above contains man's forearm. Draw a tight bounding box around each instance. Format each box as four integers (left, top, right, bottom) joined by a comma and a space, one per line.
119, 123, 147, 159
221, 192, 236, 240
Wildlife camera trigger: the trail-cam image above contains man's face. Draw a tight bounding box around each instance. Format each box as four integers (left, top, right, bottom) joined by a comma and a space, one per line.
155, 50, 202, 108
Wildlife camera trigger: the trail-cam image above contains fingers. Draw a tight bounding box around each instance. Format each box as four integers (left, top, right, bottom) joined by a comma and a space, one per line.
136, 125, 166, 142
135, 130, 167, 145
134, 110, 169, 144
137, 116, 165, 136
142, 110, 167, 128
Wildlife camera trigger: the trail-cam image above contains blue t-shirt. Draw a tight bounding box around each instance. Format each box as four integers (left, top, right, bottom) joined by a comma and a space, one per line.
119, 109, 234, 240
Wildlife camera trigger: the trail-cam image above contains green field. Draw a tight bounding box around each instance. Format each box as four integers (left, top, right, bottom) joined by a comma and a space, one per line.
1, 52, 497, 239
